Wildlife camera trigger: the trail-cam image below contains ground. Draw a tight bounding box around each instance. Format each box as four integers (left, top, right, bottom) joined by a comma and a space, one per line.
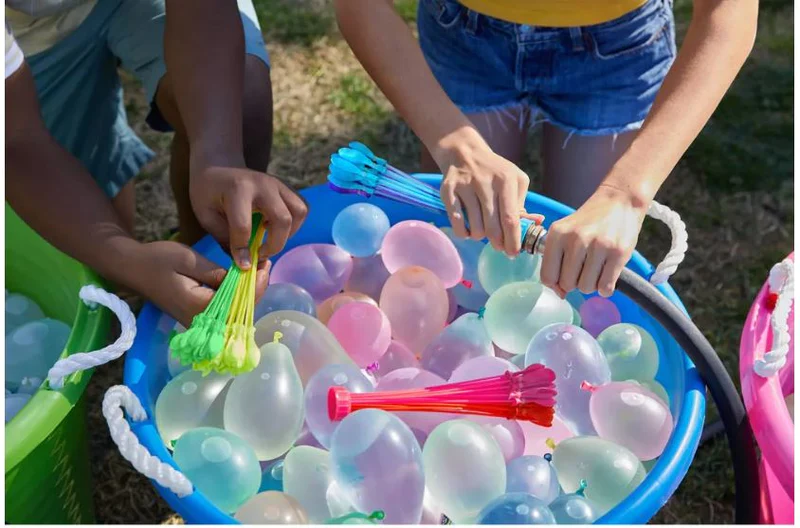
84, 0, 794, 523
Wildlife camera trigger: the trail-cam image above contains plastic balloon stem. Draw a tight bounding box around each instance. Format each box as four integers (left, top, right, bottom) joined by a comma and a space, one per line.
545, 437, 556, 450
577, 479, 588, 496
460, 279, 473, 289
477, 307, 486, 319
543, 453, 553, 463
366, 361, 380, 374
580, 381, 596, 392
369, 511, 385, 521
273, 331, 283, 343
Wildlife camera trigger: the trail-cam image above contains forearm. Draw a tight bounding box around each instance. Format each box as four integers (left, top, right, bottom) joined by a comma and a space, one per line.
605, 0, 758, 205
334, 0, 487, 159
164, 0, 246, 167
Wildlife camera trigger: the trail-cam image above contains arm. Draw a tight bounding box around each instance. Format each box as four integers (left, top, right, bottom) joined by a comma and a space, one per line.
334, 0, 529, 256
164, 0, 307, 267
541, 0, 758, 297
5, 64, 268, 326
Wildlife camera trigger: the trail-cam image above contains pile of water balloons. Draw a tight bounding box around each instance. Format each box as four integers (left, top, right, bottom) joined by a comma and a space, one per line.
5, 290, 71, 423
156, 202, 675, 524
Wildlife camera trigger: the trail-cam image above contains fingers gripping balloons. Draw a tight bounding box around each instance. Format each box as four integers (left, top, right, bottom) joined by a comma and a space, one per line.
484, 282, 573, 356
381, 221, 463, 288
270, 244, 353, 303
420, 313, 495, 380
327, 302, 391, 368
585, 381, 674, 461
380, 266, 449, 354
330, 409, 425, 524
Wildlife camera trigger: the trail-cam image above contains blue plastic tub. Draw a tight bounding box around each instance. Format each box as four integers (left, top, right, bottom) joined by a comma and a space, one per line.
124, 176, 705, 524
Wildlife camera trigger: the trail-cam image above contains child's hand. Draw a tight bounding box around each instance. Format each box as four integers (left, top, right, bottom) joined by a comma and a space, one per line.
434, 132, 531, 257
133, 241, 270, 327
539, 184, 649, 298
189, 166, 308, 269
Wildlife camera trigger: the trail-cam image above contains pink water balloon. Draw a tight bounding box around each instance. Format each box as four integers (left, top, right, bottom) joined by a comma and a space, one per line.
579, 297, 622, 338
328, 302, 392, 368
380, 266, 449, 353
318, 292, 378, 325
270, 244, 353, 302
345, 254, 391, 301
381, 221, 464, 288
585, 381, 674, 461
519, 415, 576, 457
374, 340, 420, 378
375, 367, 452, 436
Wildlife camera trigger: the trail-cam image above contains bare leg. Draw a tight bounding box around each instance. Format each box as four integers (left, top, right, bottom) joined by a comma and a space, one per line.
541, 123, 637, 209
111, 180, 137, 235
154, 55, 273, 246
420, 105, 530, 172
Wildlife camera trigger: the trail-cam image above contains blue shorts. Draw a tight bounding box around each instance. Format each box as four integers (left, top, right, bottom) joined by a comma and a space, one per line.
418, 0, 676, 136
25, 0, 270, 198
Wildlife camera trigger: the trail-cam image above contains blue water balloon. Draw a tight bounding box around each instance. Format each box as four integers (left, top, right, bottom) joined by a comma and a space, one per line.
254, 283, 317, 321
475, 492, 556, 524
332, 203, 391, 257
506, 455, 561, 504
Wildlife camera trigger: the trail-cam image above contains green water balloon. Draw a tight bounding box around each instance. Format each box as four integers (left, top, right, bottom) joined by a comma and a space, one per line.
155, 370, 231, 447
550, 436, 646, 515
597, 323, 659, 382
282, 445, 335, 523
224, 338, 305, 461
478, 245, 541, 295
484, 282, 573, 355
173, 427, 261, 514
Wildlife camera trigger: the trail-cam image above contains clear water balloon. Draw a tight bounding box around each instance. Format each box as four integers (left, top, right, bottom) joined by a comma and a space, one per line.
373, 340, 419, 378
332, 203, 391, 258
255, 283, 317, 321
282, 446, 335, 523
374, 367, 451, 436
484, 421, 526, 462
234, 491, 310, 524
423, 419, 507, 522
597, 323, 660, 383
441, 227, 490, 311
449, 355, 519, 383
525, 323, 611, 435
172, 427, 261, 513
224, 335, 305, 460
550, 436, 646, 515
345, 255, 391, 302
506, 455, 561, 504
585, 381, 674, 461
381, 221, 464, 288
254, 310, 356, 385
484, 282, 573, 355
478, 245, 541, 295
155, 369, 231, 446
6, 318, 70, 390
379, 266, 449, 354
317, 292, 378, 326
305, 364, 373, 448
5, 293, 44, 335
420, 313, 495, 380
475, 492, 556, 525
270, 244, 353, 302
548, 482, 597, 524
578, 297, 621, 338
328, 302, 391, 368
330, 409, 426, 524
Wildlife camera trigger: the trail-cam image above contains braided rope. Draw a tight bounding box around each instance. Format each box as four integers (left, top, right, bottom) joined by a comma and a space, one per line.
47, 285, 136, 389
646, 200, 689, 285
103, 385, 193, 497
754, 258, 794, 377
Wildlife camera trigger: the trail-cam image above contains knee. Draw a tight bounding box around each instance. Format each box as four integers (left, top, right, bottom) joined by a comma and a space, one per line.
241, 55, 273, 171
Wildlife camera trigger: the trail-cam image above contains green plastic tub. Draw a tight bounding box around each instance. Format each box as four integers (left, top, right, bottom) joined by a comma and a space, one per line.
5, 204, 111, 524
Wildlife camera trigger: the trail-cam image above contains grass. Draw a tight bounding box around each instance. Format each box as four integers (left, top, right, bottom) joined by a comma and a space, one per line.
89, 0, 793, 523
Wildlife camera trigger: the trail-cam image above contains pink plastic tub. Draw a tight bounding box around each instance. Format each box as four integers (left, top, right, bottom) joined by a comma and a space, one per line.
739, 252, 794, 524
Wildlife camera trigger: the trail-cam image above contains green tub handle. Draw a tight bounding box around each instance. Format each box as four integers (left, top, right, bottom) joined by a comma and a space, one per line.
46, 285, 137, 389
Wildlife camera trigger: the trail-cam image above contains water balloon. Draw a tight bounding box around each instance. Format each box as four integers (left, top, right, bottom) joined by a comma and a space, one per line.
478, 245, 541, 295
525, 323, 611, 435
381, 221, 463, 288
270, 244, 353, 302
420, 313, 495, 380
255, 283, 317, 321
234, 491, 309, 524
579, 297, 621, 338
518, 416, 575, 457
483, 421, 526, 462
5, 393, 31, 423
305, 364, 373, 448
6, 318, 70, 390
484, 282, 573, 355
328, 302, 391, 368
475, 492, 556, 525
548, 482, 597, 524
224, 335, 305, 460
379, 266, 449, 353
373, 340, 419, 378
375, 367, 451, 435
318, 292, 378, 326
173, 427, 261, 513
330, 409, 425, 524
506, 455, 560, 504
332, 203, 391, 258
5, 293, 44, 335
282, 446, 335, 523
155, 369, 231, 446
597, 323, 660, 382
345, 255, 391, 302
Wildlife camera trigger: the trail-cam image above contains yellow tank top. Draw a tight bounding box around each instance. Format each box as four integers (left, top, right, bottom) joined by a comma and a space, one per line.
457, 0, 648, 27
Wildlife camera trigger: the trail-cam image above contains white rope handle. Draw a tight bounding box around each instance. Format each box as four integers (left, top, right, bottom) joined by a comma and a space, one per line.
47, 285, 137, 389
754, 258, 794, 377
103, 385, 193, 497
646, 200, 688, 285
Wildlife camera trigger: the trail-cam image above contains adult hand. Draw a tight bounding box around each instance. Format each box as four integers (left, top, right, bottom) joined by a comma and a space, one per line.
540, 183, 649, 298
189, 165, 308, 269
433, 133, 531, 256
132, 241, 270, 327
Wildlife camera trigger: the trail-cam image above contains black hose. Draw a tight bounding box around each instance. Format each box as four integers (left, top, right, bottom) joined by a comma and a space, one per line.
615, 268, 760, 524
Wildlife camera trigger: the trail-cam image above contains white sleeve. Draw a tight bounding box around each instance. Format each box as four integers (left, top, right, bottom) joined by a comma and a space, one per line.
6, 22, 24, 79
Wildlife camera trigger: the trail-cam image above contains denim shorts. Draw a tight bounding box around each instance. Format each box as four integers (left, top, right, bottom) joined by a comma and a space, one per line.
26, 0, 270, 198
418, 0, 677, 136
